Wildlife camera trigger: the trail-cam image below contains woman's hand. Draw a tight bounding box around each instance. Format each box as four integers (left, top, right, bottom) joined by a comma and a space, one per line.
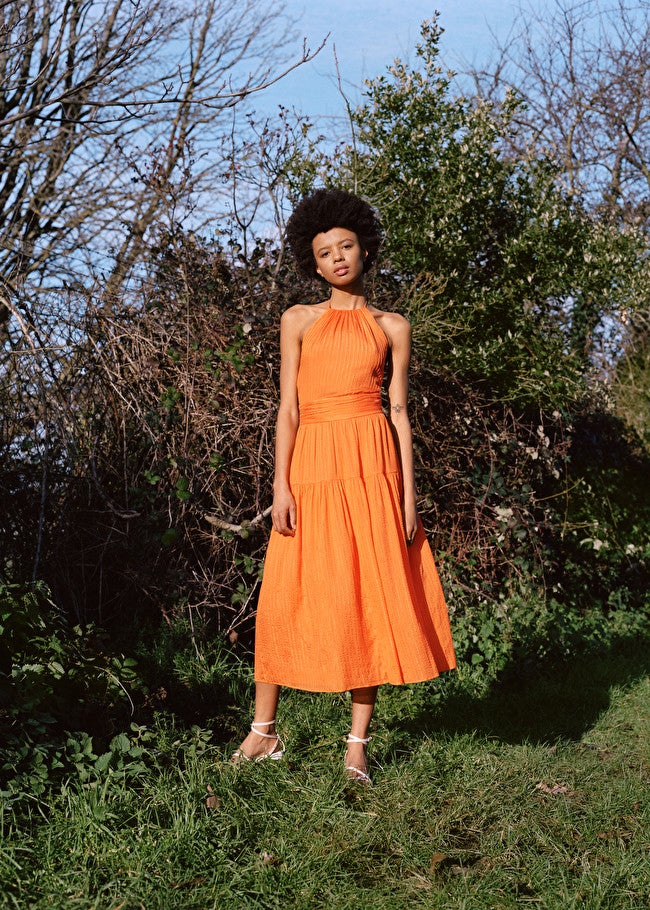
404, 501, 418, 545
272, 485, 297, 536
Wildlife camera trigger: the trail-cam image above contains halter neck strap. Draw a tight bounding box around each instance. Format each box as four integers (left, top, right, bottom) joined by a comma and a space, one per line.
327, 299, 367, 311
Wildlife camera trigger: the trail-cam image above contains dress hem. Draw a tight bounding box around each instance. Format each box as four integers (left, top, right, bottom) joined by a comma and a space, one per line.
254, 664, 457, 693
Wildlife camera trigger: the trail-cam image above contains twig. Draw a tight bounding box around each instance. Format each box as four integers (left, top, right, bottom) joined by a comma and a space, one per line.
204, 505, 272, 534
333, 45, 359, 194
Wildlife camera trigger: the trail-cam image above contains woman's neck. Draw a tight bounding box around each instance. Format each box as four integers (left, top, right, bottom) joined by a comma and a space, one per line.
328, 286, 366, 310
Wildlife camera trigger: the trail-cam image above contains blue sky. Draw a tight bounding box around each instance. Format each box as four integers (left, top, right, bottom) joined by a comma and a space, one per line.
259, 1, 520, 118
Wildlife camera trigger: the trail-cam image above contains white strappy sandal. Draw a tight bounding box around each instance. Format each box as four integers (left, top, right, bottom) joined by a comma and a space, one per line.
345, 733, 372, 785
231, 720, 285, 763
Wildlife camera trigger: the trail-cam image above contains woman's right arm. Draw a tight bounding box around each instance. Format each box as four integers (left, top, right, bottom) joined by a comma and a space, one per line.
271, 308, 302, 535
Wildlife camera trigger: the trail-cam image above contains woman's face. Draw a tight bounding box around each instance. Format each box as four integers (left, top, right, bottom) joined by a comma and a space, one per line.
311, 227, 367, 287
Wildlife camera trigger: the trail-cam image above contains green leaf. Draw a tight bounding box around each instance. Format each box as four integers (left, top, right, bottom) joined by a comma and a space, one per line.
110, 733, 131, 754
160, 528, 178, 546
94, 752, 112, 772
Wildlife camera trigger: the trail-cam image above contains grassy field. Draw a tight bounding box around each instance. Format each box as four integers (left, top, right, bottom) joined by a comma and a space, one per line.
2, 639, 648, 909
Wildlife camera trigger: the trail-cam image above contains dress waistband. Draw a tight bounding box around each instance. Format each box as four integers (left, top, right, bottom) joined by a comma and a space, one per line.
299, 391, 382, 424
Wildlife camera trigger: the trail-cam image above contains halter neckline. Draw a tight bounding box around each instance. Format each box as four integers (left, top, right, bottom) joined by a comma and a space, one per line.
327, 299, 367, 311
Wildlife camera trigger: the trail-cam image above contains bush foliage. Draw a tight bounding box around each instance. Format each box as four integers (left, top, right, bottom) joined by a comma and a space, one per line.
1, 18, 648, 801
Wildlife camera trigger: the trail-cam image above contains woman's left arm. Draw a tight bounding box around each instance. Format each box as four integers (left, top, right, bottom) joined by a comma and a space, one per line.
385, 314, 418, 543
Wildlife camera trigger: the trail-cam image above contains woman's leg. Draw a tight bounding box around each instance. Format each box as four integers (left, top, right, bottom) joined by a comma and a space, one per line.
233, 682, 281, 759
346, 685, 378, 776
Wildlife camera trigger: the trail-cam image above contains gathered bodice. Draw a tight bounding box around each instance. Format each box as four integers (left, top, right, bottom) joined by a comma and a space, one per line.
297, 306, 388, 422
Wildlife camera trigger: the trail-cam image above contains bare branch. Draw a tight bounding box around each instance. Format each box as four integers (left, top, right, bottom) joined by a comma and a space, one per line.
466, 0, 650, 226
204, 505, 272, 534
0, 0, 326, 299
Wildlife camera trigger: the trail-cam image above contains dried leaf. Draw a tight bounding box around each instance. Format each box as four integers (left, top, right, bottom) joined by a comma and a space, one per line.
429, 851, 449, 872
204, 784, 221, 810
535, 781, 577, 797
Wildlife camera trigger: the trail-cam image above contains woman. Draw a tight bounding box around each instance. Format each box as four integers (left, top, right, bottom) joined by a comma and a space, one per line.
232, 189, 456, 783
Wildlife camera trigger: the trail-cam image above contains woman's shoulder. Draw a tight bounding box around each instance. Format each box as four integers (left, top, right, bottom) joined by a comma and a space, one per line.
367, 305, 411, 341
282, 302, 326, 318
280, 302, 328, 339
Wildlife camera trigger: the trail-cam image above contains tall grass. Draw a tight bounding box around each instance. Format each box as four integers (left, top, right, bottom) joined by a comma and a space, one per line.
2, 636, 648, 909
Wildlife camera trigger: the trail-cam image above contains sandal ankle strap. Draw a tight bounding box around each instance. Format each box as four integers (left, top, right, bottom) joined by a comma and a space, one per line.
251, 720, 278, 739
346, 733, 371, 745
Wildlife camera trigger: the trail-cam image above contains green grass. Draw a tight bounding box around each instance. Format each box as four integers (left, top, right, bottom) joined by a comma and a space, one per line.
2, 645, 649, 909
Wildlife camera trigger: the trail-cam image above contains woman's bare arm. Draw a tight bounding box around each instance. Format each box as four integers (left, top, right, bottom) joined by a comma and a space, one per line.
384, 314, 418, 542
270, 307, 303, 535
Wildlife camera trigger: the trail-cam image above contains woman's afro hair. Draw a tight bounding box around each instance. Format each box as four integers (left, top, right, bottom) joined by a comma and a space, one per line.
285, 188, 383, 279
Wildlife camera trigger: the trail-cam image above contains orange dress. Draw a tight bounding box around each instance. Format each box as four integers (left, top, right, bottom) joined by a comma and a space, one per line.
254, 304, 456, 691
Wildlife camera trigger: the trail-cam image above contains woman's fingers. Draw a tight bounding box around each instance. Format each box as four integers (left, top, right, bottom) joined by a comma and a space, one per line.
272, 497, 296, 535
405, 518, 419, 545
404, 506, 418, 545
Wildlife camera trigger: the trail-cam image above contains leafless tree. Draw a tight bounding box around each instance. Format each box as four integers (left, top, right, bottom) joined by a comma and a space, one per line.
0, 0, 325, 585
469, 0, 650, 227
0, 0, 323, 307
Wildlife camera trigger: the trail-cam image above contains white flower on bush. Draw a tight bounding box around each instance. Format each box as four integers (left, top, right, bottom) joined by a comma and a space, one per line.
580, 537, 607, 551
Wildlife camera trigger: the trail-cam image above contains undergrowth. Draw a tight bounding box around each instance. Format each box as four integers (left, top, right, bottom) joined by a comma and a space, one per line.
1, 637, 648, 909
2, 575, 648, 806
1, 580, 649, 908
